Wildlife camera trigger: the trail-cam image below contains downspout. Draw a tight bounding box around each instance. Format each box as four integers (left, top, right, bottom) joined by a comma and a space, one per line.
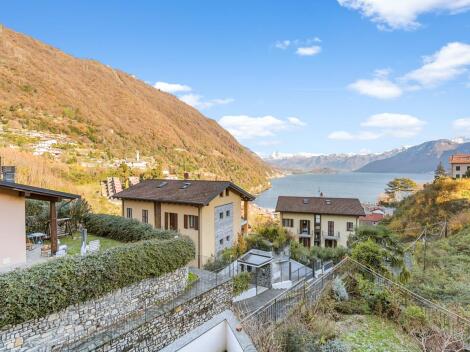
198, 206, 202, 268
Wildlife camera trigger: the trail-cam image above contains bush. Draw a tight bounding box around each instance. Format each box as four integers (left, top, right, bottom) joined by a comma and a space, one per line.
332, 277, 349, 301
84, 213, 177, 242
310, 246, 349, 264
245, 233, 273, 251
334, 299, 370, 315
233, 272, 251, 295
321, 339, 351, 352
399, 305, 427, 333
0, 237, 195, 328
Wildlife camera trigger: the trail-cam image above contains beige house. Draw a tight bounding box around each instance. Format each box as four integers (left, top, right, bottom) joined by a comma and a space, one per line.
276, 196, 365, 248
449, 154, 470, 179
0, 181, 80, 269
114, 179, 255, 267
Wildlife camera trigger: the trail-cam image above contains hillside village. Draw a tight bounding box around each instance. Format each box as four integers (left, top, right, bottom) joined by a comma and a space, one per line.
1, 150, 470, 351
1, 9, 470, 352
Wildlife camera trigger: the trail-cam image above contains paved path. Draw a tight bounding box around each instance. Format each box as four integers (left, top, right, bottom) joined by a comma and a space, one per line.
235, 287, 287, 316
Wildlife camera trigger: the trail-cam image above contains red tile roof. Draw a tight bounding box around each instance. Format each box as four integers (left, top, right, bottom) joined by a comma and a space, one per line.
359, 213, 384, 222
275, 196, 365, 216
449, 154, 470, 164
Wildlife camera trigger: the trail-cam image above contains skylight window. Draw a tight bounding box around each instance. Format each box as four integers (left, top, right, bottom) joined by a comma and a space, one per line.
157, 181, 168, 188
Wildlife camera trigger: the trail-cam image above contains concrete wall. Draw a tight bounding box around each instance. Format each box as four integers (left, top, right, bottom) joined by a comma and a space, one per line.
279, 211, 357, 248
0, 267, 188, 351
0, 189, 26, 268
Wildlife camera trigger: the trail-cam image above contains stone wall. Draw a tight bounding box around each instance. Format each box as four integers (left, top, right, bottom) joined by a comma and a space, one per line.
93, 281, 233, 352
0, 267, 188, 351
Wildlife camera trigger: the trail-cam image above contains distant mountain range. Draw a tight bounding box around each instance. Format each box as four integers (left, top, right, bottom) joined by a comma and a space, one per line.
358, 139, 470, 173
266, 139, 470, 174
265, 148, 405, 172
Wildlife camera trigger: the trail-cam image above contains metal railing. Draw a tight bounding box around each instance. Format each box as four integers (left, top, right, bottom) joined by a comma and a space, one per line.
241, 256, 470, 346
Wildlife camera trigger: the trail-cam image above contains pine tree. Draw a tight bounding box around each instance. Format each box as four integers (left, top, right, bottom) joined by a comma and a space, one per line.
434, 161, 447, 180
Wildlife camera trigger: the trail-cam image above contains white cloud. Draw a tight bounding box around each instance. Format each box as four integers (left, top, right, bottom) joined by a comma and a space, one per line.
453, 118, 470, 134
275, 40, 291, 50
218, 115, 306, 140
287, 117, 307, 126
179, 94, 234, 109
329, 113, 426, 140
337, 0, 470, 30
154, 81, 192, 94
402, 42, 470, 87
328, 131, 381, 140
362, 113, 426, 137
296, 46, 322, 57
349, 77, 402, 99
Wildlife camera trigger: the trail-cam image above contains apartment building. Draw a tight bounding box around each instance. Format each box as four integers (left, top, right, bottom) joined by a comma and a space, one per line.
276, 196, 365, 248
114, 179, 254, 267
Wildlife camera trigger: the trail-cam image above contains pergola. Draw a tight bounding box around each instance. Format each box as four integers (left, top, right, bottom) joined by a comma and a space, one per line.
0, 181, 80, 254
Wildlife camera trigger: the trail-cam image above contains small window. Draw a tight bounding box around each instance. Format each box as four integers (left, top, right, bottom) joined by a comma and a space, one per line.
220, 192, 224, 197
457, 174, 461, 178
226, 210, 230, 217
347, 222, 354, 231
219, 239, 223, 245
240, 264, 245, 272
126, 208, 133, 219
226, 236, 230, 241
282, 218, 293, 227
142, 209, 149, 224
456, 166, 461, 171
247, 265, 252, 273
219, 212, 223, 219
225, 189, 229, 196
187, 215, 199, 229
315, 215, 321, 223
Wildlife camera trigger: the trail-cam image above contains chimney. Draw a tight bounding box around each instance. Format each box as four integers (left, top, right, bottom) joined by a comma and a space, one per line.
183, 172, 190, 180
1, 166, 16, 183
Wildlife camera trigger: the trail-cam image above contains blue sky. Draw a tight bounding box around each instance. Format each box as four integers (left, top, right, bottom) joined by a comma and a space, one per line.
2, 1, 470, 156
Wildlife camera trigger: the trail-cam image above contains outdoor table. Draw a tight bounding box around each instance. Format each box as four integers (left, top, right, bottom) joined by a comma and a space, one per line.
27, 232, 46, 244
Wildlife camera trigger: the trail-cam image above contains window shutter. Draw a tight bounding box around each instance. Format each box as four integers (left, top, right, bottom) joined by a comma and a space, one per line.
195, 216, 199, 230
184, 215, 188, 229
164, 212, 168, 230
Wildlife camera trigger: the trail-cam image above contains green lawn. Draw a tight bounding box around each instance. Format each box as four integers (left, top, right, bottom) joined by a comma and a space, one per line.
338, 315, 420, 352
57, 234, 124, 255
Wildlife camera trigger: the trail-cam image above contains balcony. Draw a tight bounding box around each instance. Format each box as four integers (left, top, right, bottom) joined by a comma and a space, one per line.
322, 231, 341, 240
297, 229, 313, 237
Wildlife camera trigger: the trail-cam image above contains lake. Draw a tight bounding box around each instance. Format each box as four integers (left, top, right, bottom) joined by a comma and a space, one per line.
255, 172, 434, 210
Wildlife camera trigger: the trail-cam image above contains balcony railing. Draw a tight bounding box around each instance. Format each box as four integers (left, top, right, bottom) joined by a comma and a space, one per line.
322, 231, 341, 239
297, 229, 313, 236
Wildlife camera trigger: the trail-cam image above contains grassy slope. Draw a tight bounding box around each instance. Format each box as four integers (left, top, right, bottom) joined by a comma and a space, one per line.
338, 315, 420, 352
408, 228, 470, 309
0, 26, 272, 192
58, 234, 123, 255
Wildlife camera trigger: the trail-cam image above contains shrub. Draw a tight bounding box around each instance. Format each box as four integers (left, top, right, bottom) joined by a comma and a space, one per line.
0, 237, 195, 328
334, 299, 370, 315
399, 305, 427, 333
310, 246, 349, 264
245, 233, 272, 251
84, 213, 177, 242
233, 272, 251, 295
332, 277, 349, 301
321, 339, 351, 352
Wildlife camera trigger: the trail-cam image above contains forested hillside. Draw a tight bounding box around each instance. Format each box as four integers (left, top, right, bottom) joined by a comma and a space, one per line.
0, 25, 272, 194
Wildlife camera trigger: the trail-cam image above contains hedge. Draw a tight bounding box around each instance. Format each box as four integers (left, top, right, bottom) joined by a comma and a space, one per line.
84, 213, 177, 242
0, 237, 195, 328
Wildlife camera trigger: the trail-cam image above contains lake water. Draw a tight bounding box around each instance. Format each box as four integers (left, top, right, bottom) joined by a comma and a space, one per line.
255, 172, 434, 210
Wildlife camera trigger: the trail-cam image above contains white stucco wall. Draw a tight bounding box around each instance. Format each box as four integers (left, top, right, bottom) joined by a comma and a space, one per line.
0, 189, 26, 267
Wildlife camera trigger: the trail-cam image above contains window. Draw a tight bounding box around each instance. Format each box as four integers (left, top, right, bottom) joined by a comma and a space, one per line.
184, 215, 199, 230
240, 264, 245, 272
165, 212, 178, 231
315, 215, 321, 224
220, 192, 224, 197
328, 221, 334, 236
282, 218, 293, 227
456, 166, 461, 171
347, 222, 354, 231
219, 212, 223, 219
247, 265, 252, 273
219, 239, 223, 245
457, 174, 461, 178
226, 210, 230, 217
126, 208, 133, 219
225, 189, 229, 196
226, 236, 230, 242
142, 209, 149, 224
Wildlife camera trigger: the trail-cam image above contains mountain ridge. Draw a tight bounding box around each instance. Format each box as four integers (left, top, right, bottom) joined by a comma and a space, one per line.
0, 26, 272, 192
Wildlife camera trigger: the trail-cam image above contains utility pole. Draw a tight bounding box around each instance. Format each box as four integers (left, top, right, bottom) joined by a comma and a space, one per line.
423, 226, 427, 272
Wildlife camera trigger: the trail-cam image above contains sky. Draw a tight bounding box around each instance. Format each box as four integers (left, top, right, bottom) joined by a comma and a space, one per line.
2, 0, 470, 157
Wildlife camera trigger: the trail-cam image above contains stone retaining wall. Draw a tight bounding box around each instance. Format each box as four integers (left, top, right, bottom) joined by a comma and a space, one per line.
0, 267, 188, 351
93, 281, 233, 352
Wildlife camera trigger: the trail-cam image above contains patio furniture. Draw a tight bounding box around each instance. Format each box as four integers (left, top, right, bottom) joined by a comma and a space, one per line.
87, 240, 100, 253
41, 244, 52, 257
27, 232, 47, 244
26, 239, 33, 251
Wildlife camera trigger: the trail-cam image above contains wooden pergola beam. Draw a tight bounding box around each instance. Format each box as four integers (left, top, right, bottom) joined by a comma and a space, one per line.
49, 201, 58, 255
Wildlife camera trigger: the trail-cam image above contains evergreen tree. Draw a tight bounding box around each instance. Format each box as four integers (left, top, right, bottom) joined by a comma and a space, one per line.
434, 161, 447, 180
